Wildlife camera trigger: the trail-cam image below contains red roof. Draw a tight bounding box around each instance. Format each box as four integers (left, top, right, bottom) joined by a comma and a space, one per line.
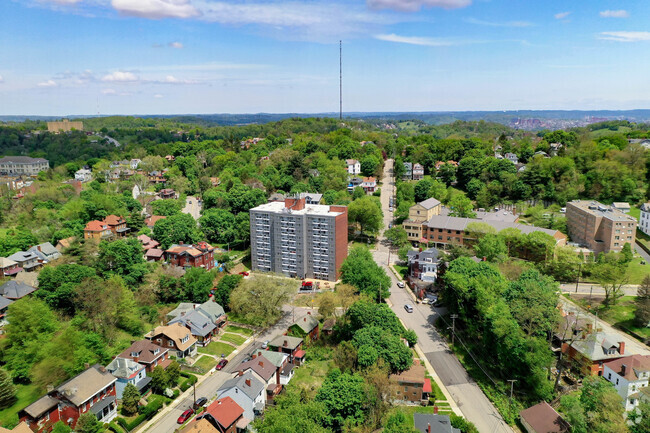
104, 214, 125, 226
206, 397, 244, 429
294, 349, 306, 359
85, 220, 108, 231
423, 378, 432, 393
145, 215, 166, 227
604, 354, 650, 381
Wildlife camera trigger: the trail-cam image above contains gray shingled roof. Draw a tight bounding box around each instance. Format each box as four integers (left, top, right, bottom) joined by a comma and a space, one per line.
168, 309, 216, 338
419, 198, 441, 210
106, 357, 144, 379
249, 350, 287, 368
218, 371, 265, 402
291, 314, 319, 334
197, 299, 225, 322
269, 335, 303, 350
0, 280, 36, 299
22, 395, 59, 418
0, 156, 48, 163
7, 251, 39, 263
56, 365, 116, 406
0, 295, 13, 310
413, 413, 461, 433
425, 215, 560, 238
571, 332, 624, 362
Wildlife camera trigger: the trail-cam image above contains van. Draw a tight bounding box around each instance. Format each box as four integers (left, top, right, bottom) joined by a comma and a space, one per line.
404, 304, 414, 313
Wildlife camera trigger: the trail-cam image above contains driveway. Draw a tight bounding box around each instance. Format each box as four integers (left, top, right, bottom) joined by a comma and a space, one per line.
375, 159, 513, 433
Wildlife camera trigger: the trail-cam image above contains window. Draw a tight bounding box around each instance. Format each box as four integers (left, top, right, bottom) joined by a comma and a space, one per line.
616, 378, 619, 385
608, 373, 612, 380
168, 341, 174, 347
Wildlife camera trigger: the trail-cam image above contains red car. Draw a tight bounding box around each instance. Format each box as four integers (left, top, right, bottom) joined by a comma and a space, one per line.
239, 271, 249, 276
216, 359, 228, 370
177, 408, 194, 424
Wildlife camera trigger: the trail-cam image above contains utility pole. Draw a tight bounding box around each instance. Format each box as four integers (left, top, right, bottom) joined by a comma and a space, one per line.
450, 314, 458, 346
193, 381, 196, 407
575, 263, 582, 293
378, 282, 382, 303
507, 379, 517, 402
339, 40, 342, 121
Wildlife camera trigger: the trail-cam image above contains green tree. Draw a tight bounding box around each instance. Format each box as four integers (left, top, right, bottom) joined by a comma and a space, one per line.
150, 366, 168, 394
166, 360, 181, 387
254, 389, 331, 433
414, 179, 433, 202
348, 196, 383, 236
153, 213, 199, 250
635, 275, 650, 327
315, 369, 367, 431
51, 422, 72, 433
0, 367, 16, 409
97, 238, 146, 286
474, 234, 507, 262
594, 262, 629, 306
384, 411, 419, 433
317, 291, 337, 318
229, 274, 296, 327
333, 341, 357, 373
620, 242, 633, 264
339, 246, 391, 301
182, 267, 215, 303
504, 269, 560, 337
121, 383, 140, 416
385, 226, 409, 249
151, 199, 182, 216
213, 274, 242, 310
580, 376, 627, 433
352, 326, 412, 372
74, 412, 103, 433
630, 400, 650, 433
199, 208, 237, 243
448, 193, 476, 218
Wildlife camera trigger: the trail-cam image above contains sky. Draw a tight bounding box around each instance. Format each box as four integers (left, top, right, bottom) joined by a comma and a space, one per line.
1, 0, 650, 115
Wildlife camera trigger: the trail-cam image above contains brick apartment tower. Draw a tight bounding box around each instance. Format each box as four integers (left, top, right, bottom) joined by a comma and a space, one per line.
566, 200, 636, 254
249, 198, 348, 281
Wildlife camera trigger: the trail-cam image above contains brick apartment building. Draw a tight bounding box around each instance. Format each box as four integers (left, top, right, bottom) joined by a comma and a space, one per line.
0, 156, 49, 177
403, 198, 442, 243
566, 200, 637, 253
164, 241, 215, 270
249, 198, 348, 281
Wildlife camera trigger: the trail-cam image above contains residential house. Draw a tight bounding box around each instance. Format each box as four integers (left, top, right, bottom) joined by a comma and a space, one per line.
297, 192, 323, 205
391, 361, 431, 404
74, 169, 92, 182
145, 323, 198, 359
19, 365, 117, 432
0, 422, 32, 433
84, 220, 113, 240
564, 332, 627, 376
165, 155, 175, 162
117, 340, 170, 373
403, 198, 442, 243
603, 354, 650, 411
167, 299, 227, 345
0, 257, 21, 277
200, 396, 247, 433
640, 203, 650, 236
403, 162, 413, 180
0, 280, 37, 300
549, 142, 563, 156
412, 163, 424, 181
138, 234, 160, 251
629, 138, 650, 149
104, 215, 130, 237
361, 177, 377, 194
346, 159, 361, 175
322, 318, 336, 336
28, 242, 61, 263
159, 188, 176, 199
148, 171, 167, 184
0, 296, 13, 327
145, 215, 166, 230
505, 153, 519, 164
288, 312, 319, 341
0, 156, 49, 177
217, 372, 265, 421
413, 413, 461, 433
407, 248, 440, 293
347, 176, 363, 193
250, 350, 293, 385
7, 250, 41, 272
55, 236, 75, 251
612, 202, 631, 214
130, 159, 141, 169
519, 401, 570, 433
145, 249, 164, 262
179, 418, 219, 433
105, 358, 151, 399
268, 335, 305, 365
237, 356, 278, 390
534, 151, 550, 158
165, 242, 215, 270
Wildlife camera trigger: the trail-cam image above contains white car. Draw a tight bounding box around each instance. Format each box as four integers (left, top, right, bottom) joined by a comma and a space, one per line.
404, 304, 414, 313
397, 281, 405, 288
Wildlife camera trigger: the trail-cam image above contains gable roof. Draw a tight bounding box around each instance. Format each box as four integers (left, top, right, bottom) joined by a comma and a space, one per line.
104, 214, 126, 225
28, 242, 59, 257
179, 418, 219, 433
413, 413, 461, 433
118, 340, 169, 364
197, 299, 226, 322
56, 236, 75, 250
0, 280, 36, 299
56, 365, 117, 406
392, 363, 426, 385
205, 396, 244, 429
604, 354, 650, 381
7, 251, 39, 263
519, 402, 570, 433
145, 215, 167, 227
571, 332, 624, 361
147, 323, 197, 351
85, 220, 109, 232
22, 395, 60, 418
250, 350, 287, 368
0, 257, 17, 268
345, 159, 359, 165
146, 248, 164, 258
218, 371, 265, 402
238, 356, 277, 382
291, 313, 319, 334
269, 335, 303, 351
168, 309, 217, 337
0, 421, 33, 433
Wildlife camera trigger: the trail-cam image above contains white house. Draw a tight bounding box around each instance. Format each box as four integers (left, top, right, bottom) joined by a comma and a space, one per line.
346, 159, 361, 175
505, 153, 519, 164
603, 354, 650, 411
75, 168, 92, 182
361, 177, 377, 194
105, 358, 150, 399
639, 203, 650, 236
130, 159, 141, 169
406, 248, 440, 283
217, 371, 266, 420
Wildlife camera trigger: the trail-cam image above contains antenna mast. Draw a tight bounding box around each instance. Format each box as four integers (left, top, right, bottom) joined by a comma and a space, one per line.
339, 40, 342, 121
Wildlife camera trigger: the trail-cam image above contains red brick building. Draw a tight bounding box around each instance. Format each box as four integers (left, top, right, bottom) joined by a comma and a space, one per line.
165, 242, 215, 270
117, 339, 171, 373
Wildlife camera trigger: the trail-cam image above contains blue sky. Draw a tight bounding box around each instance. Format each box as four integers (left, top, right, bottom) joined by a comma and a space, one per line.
1, 0, 649, 115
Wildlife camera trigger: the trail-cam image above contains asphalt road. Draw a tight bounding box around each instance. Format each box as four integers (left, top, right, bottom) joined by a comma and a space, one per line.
182, 196, 202, 220
375, 159, 513, 433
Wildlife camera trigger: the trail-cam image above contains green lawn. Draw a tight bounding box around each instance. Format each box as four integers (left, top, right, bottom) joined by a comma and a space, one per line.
394, 265, 408, 280
193, 356, 217, 373
595, 296, 650, 340
626, 256, 650, 285
387, 405, 453, 428
224, 325, 254, 336
198, 341, 236, 357
219, 333, 247, 346
290, 359, 332, 398
0, 383, 41, 427
629, 206, 641, 221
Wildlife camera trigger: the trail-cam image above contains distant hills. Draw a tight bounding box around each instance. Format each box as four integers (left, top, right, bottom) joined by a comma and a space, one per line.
3, 110, 650, 129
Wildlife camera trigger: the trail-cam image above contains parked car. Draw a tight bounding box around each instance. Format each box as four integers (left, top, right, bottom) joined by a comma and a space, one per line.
419, 298, 429, 305
239, 271, 250, 276
216, 359, 228, 370
389, 206, 394, 212
193, 397, 207, 409
404, 304, 414, 313
241, 355, 252, 364
396, 281, 405, 288
261, 340, 270, 349
177, 408, 195, 424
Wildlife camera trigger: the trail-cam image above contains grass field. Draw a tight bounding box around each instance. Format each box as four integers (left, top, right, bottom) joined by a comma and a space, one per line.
625, 256, 650, 285
593, 296, 650, 340
219, 333, 247, 346
198, 341, 235, 357
223, 325, 254, 336
0, 383, 41, 427
291, 358, 332, 397
193, 356, 217, 373
394, 265, 408, 280
629, 206, 641, 221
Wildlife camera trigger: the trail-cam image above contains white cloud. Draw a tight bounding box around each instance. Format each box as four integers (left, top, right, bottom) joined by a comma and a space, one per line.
111, 0, 200, 19
465, 17, 533, 27
600, 10, 629, 18
154, 94, 164, 98
598, 31, 650, 42
101, 71, 140, 82
0, 75, 4, 83
554, 12, 570, 20
375, 33, 462, 47
367, 0, 471, 11
169, 41, 184, 48
37, 79, 57, 87
101, 88, 117, 95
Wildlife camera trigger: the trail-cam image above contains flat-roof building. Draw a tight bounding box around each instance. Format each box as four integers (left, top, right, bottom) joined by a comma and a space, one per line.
566, 200, 636, 253
47, 119, 83, 132
0, 156, 49, 177
249, 198, 347, 281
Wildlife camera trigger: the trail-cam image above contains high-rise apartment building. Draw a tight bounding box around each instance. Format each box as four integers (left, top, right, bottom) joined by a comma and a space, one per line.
566, 200, 637, 253
249, 198, 347, 281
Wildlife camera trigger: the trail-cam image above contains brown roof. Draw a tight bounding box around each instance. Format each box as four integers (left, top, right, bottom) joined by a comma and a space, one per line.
0, 422, 33, 433
392, 363, 425, 385
118, 340, 169, 364
56, 365, 117, 406
239, 356, 277, 382
104, 214, 125, 225
205, 397, 244, 429
146, 248, 164, 258
145, 215, 166, 227
84, 220, 108, 232
520, 402, 569, 433
179, 418, 219, 433
147, 323, 197, 351
22, 395, 59, 418
604, 354, 650, 381
56, 236, 75, 249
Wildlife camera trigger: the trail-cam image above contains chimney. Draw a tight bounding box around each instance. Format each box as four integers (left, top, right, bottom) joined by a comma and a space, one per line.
37, 245, 42, 252
252, 354, 257, 359
179, 241, 184, 245
259, 361, 264, 368
245, 379, 251, 387
303, 318, 307, 322
427, 423, 431, 433
283, 340, 288, 347
238, 371, 244, 377
99, 366, 106, 373
433, 406, 438, 415
621, 364, 627, 376
619, 342, 625, 355
586, 323, 593, 333
307, 311, 311, 316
